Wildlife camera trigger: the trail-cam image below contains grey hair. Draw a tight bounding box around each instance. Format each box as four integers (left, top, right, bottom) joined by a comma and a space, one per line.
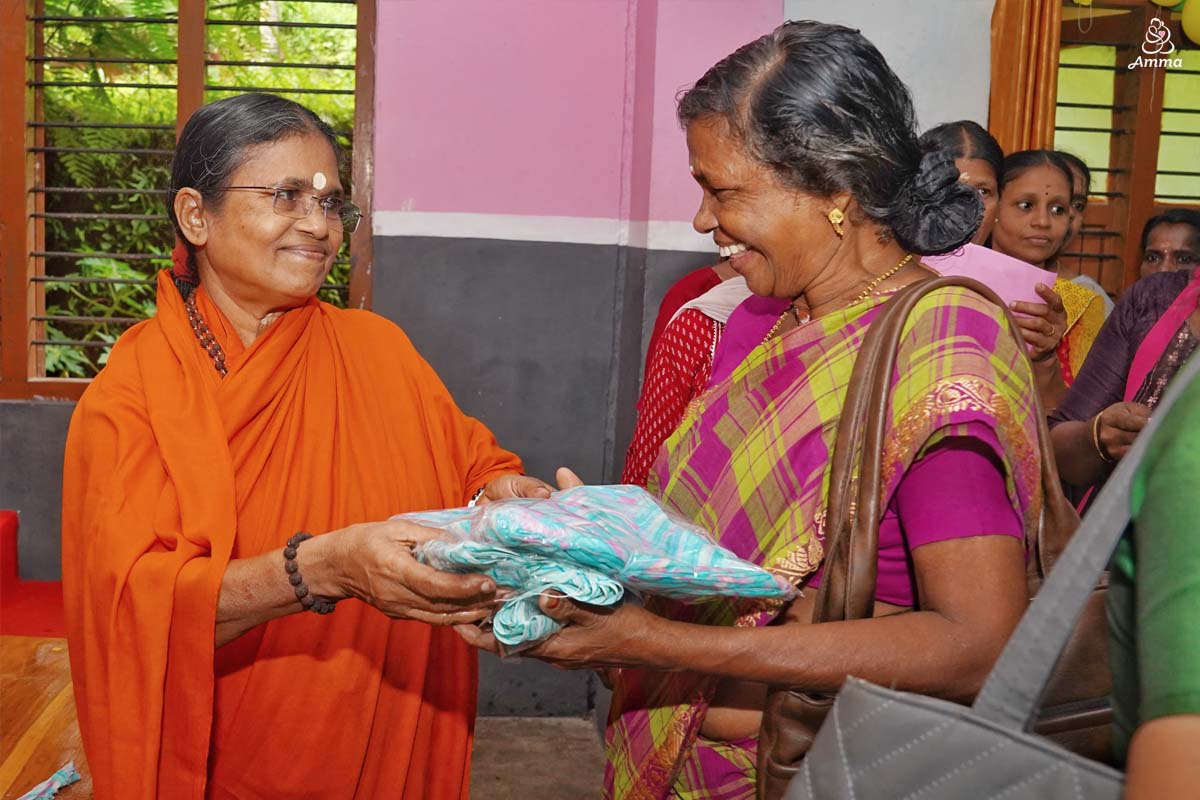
167, 93, 342, 281
677, 21, 981, 255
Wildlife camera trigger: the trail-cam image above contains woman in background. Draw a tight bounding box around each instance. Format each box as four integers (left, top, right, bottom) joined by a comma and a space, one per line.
644, 264, 732, 360
1138, 208, 1200, 279
1049, 262, 1198, 507
1053, 151, 1113, 317
990, 149, 1106, 410
622, 264, 750, 486
919, 120, 1002, 246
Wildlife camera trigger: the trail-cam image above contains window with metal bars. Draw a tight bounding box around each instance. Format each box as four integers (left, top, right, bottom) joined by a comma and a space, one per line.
0, 0, 374, 398
1054, 0, 1198, 298
1157, 50, 1200, 205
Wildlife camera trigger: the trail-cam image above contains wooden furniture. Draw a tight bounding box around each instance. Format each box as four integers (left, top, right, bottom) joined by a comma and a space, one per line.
0, 512, 65, 638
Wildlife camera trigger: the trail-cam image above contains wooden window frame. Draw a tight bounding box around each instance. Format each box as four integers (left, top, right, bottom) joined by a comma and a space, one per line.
1056, 0, 1189, 293
0, 0, 376, 400
349, 0, 375, 311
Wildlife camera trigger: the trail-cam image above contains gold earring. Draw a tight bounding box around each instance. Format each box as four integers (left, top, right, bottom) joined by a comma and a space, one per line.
828, 207, 845, 238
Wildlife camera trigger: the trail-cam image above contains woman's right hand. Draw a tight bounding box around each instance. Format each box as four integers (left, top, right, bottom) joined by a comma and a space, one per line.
1096, 402, 1151, 462
1010, 283, 1068, 363
334, 519, 498, 626
332, 468, 582, 626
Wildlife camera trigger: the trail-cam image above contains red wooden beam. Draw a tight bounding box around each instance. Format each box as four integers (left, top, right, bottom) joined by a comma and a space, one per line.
176, 0, 205, 133
0, 1, 31, 395
349, 0, 376, 311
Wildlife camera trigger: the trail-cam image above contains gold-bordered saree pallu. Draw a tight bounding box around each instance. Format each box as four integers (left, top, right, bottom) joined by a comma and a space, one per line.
602, 286, 1044, 800
1054, 277, 1105, 386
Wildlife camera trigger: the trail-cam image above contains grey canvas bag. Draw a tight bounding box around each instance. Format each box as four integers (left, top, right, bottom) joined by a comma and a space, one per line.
783, 348, 1200, 798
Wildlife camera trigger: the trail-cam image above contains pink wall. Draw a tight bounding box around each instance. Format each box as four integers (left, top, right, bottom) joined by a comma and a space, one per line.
374, 0, 630, 219
373, 0, 782, 224
647, 1, 782, 224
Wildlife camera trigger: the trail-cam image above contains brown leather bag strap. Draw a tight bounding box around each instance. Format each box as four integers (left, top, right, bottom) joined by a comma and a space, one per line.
814, 276, 947, 622
814, 288, 892, 622
813, 275, 1075, 624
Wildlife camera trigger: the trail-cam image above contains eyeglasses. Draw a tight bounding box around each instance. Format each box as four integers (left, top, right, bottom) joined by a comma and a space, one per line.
221, 185, 363, 234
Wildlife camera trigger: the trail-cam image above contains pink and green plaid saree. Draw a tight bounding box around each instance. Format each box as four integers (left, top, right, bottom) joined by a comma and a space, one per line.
604, 285, 1043, 800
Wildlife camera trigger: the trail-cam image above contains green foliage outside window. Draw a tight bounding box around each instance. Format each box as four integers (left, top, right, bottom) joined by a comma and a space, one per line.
40, 0, 356, 377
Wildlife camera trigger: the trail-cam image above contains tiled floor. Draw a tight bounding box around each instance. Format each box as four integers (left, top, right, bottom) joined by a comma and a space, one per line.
470, 716, 606, 800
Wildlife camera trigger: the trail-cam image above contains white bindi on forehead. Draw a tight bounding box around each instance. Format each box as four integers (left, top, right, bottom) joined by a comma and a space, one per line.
312, 171, 327, 191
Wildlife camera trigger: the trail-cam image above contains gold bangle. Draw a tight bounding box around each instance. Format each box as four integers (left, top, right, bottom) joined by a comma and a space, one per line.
1091, 413, 1115, 464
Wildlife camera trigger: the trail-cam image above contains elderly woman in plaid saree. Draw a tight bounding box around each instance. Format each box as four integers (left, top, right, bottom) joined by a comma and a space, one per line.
458, 23, 1044, 800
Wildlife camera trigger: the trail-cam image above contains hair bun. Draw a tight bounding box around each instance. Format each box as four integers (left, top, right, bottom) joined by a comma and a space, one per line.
888, 149, 982, 256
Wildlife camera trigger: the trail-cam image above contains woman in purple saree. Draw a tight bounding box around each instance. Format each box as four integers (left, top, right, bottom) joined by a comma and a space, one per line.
458, 23, 1045, 800
1050, 267, 1199, 504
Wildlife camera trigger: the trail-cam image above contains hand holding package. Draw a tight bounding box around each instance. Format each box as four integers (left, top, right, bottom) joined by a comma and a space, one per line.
395, 485, 794, 647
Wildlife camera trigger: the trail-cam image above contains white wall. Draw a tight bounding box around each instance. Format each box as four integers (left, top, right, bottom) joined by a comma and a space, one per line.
783, 0, 994, 130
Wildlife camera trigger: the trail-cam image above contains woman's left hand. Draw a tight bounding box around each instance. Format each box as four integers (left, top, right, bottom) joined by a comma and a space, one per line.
1009, 283, 1068, 363
455, 593, 656, 671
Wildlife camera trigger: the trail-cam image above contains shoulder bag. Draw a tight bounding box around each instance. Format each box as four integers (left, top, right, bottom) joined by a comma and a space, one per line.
757, 276, 1110, 799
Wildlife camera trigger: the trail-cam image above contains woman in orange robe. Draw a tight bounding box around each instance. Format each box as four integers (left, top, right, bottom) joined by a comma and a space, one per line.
61, 93, 545, 799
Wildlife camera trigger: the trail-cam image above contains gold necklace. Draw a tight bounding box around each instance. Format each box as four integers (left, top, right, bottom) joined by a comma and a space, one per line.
761, 304, 808, 344
761, 252, 913, 345
852, 253, 913, 305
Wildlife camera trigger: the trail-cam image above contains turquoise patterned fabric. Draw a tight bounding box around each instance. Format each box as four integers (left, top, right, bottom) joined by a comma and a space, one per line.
398, 485, 794, 646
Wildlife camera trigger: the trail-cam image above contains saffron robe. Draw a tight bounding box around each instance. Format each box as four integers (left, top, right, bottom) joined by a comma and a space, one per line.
62, 272, 523, 799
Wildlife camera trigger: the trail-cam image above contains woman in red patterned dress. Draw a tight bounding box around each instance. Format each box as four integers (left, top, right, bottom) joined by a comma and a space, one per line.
621, 264, 749, 485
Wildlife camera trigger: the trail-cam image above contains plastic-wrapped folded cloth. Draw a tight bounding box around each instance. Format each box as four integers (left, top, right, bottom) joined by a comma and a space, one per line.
395, 484, 795, 648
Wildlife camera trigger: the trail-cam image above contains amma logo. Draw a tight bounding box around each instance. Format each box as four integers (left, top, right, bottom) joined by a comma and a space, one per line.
1129, 17, 1184, 69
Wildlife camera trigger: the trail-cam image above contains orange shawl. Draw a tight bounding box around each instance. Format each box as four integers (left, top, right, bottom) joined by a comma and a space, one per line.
62, 271, 522, 799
